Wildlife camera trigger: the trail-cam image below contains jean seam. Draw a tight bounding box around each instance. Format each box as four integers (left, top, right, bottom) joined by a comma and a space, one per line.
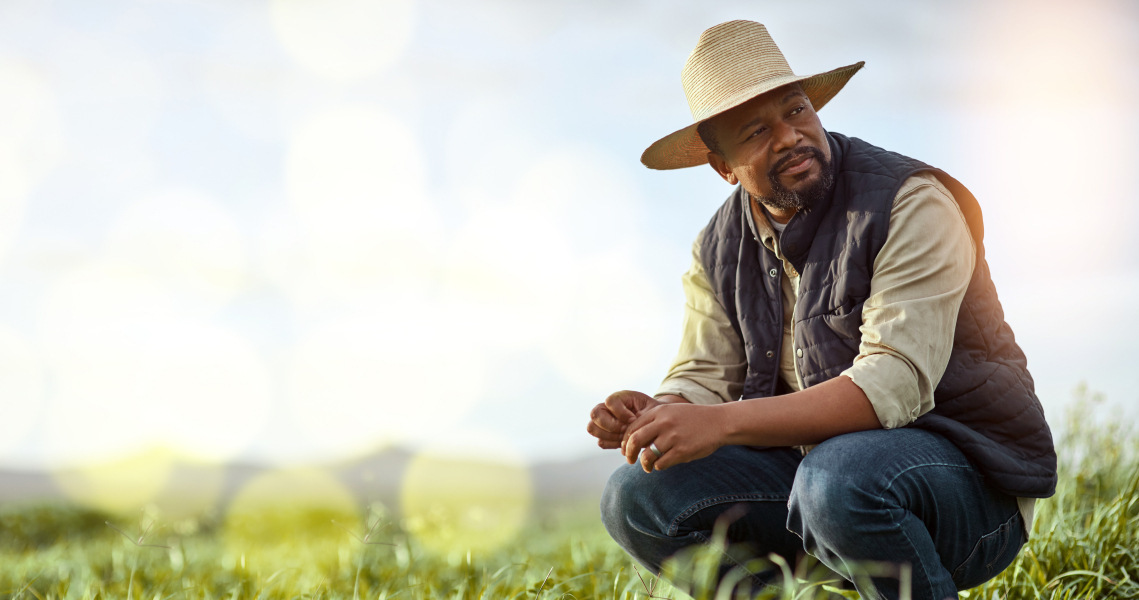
877, 460, 974, 600
951, 510, 1020, 582
896, 512, 936, 600
668, 493, 788, 537
879, 461, 972, 494
985, 522, 1010, 573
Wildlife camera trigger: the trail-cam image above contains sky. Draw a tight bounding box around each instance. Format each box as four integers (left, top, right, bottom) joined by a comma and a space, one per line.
0, 0, 1137, 473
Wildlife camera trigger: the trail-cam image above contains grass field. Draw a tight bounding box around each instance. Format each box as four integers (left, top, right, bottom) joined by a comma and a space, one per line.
1, 391, 1135, 600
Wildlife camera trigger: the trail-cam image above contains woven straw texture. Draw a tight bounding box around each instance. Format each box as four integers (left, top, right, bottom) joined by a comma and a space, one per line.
642, 21, 863, 170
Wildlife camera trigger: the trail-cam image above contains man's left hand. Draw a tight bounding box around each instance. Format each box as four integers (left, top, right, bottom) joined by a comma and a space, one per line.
621, 403, 728, 473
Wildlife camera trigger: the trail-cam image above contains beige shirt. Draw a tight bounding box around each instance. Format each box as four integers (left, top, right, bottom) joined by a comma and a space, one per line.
655, 172, 1035, 535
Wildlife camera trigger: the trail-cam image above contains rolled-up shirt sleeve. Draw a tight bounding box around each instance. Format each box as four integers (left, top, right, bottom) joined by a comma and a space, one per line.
654, 229, 746, 405
841, 173, 976, 429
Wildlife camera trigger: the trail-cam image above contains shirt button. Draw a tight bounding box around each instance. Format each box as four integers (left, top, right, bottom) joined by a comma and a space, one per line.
796, 348, 804, 358
765, 350, 774, 358
768, 268, 777, 277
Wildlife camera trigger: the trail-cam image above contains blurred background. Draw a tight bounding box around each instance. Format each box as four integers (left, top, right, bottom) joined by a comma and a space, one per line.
0, 0, 1136, 519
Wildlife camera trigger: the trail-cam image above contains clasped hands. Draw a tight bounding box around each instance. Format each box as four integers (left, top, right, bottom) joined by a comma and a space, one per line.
586, 390, 726, 473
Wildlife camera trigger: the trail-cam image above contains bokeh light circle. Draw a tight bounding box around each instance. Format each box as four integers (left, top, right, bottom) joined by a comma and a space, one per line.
38, 263, 271, 463
224, 468, 360, 573
281, 104, 442, 309
270, 0, 415, 82
400, 440, 531, 556
101, 189, 250, 314
439, 199, 576, 351
286, 310, 486, 459
53, 448, 176, 514
542, 253, 672, 397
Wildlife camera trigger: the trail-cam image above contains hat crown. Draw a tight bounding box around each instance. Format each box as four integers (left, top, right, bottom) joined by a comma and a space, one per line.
681, 21, 796, 121
641, 20, 863, 170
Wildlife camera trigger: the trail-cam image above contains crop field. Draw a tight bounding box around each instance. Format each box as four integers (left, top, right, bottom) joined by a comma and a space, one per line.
1, 394, 1135, 600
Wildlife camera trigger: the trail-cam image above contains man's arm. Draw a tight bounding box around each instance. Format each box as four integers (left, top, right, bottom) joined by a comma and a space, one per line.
839, 173, 976, 428
622, 375, 878, 469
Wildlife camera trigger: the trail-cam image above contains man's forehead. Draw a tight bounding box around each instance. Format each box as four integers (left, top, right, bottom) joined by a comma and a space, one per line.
710, 83, 807, 133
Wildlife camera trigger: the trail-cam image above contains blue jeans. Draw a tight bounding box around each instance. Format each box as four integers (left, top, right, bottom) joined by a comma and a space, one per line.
601, 429, 1024, 600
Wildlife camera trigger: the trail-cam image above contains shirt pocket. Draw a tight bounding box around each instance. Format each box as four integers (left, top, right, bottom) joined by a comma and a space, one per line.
822, 298, 865, 342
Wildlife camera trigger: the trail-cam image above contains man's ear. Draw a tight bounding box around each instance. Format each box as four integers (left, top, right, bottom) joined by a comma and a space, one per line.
707, 152, 738, 185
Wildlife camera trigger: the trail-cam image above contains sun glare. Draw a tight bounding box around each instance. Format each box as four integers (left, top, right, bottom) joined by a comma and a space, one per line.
35, 189, 269, 463
959, 1, 1134, 277
38, 309, 272, 463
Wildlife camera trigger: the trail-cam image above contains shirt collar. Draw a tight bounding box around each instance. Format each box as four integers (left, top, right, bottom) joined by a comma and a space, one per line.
745, 193, 779, 253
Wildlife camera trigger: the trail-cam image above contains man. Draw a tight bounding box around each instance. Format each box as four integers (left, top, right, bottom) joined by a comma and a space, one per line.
586, 20, 1056, 600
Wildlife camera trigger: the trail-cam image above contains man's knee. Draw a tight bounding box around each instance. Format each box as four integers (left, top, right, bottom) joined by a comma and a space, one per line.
600, 463, 659, 545
787, 434, 887, 544
601, 462, 701, 575
787, 430, 970, 544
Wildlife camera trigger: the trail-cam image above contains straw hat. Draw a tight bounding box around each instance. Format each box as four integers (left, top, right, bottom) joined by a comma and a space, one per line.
641, 20, 864, 170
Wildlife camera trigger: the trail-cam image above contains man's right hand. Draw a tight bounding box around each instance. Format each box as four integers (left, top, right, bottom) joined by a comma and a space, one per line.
586, 390, 666, 450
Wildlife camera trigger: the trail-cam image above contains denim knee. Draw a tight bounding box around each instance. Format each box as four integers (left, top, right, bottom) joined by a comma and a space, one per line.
601, 463, 670, 541
787, 468, 842, 546
786, 439, 881, 549
600, 463, 640, 542
600, 463, 679, 571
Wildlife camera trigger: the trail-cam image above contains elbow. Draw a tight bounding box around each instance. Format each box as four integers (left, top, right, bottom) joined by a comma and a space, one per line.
844, 354, 934, 429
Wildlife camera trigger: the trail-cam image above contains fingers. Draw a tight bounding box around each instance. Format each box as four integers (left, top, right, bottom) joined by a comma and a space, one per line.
639, 446, 654, 472
650, 445, 678, 471
586, 420, 622, 441
620, 406, 657, 451
588, 392, 664, 455
586, 421, 622, 449
638, 439, 683, 473
589, 403, 625, 433
587, 403, 627, 450
623, 419, 662, 465
604, 390, 649, 424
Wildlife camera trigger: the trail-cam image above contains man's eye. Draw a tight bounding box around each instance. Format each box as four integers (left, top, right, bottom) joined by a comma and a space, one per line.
790, 106, 804, 116
749, 127, 765, 139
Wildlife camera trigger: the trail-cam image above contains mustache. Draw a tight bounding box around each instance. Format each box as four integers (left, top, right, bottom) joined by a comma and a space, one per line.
768, 146, 827, 180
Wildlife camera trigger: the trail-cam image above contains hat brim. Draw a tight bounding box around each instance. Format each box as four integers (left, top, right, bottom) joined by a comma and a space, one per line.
640, 61, 865, 170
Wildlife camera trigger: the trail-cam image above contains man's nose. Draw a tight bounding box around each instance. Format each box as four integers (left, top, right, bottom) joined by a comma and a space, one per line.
770, 120, 802, 155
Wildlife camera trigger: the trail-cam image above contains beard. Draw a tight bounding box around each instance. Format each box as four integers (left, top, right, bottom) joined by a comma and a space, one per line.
758, 146, 834, 213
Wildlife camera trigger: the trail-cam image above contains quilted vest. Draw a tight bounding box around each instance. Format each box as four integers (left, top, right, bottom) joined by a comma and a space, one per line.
699, 132, 1057, 498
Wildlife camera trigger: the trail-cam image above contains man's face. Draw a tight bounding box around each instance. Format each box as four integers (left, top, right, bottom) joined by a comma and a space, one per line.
705, 84, 833, 216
